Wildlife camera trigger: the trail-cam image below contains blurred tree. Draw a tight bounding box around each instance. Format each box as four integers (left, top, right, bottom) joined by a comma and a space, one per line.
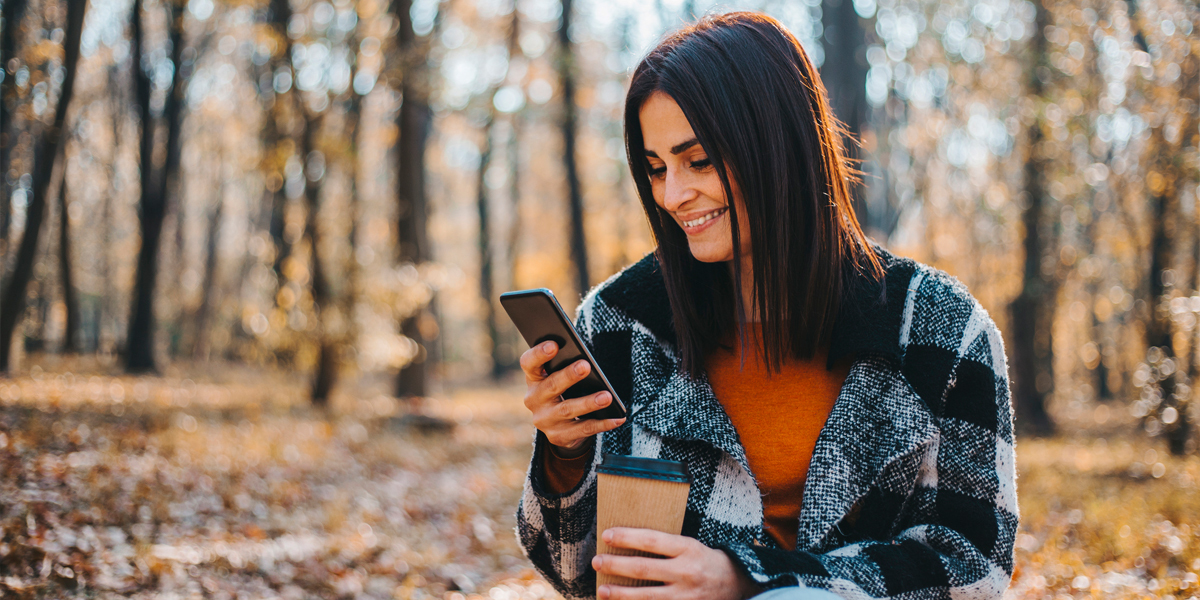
302, 110, 336, 405
1189, 50, 1200, 454
56, 141, 80, 353
126, 0, 188, 373
262, 0, 297, 288
502, 8, 526, 376
1079, 8, 1113, 403
1009, 0, 1056, 436
476, 113, 499, 379
393, 0, 435, 400
0, 0, 86, 373
1134, 2, 1197, 456
558, 0, 588, 298
340, 17, 366, 392
474, 8, 523, 381
0, 0, 29, 261
100, 64, 127, 356
821, 0, 870, 222
192, 179, 224, 360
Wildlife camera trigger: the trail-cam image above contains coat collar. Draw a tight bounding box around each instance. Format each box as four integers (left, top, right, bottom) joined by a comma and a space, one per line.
597, 247, 922, 485
826, 247, 918, 368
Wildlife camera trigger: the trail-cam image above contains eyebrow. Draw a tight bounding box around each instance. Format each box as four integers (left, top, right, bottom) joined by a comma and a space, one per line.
644, 138, 700, 158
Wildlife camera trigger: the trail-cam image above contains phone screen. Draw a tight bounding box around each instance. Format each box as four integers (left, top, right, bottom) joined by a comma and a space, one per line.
500, 289, 628, 420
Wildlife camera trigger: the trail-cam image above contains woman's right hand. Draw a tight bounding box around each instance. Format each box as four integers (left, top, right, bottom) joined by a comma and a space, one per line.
521, 341, 626, 455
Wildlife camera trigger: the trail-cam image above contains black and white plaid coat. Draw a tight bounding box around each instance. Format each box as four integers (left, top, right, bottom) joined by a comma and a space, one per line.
516, 248, 1018, 599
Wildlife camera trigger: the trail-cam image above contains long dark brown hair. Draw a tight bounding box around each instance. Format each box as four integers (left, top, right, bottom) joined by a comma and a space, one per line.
624, 11, 884, 377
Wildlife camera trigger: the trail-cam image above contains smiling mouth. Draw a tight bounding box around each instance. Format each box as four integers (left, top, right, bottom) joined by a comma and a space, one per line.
681, 207, 728, 228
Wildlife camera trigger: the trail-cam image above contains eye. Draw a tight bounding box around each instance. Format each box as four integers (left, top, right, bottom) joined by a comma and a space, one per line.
690, 158, 712, 170
648, 165, 667, 179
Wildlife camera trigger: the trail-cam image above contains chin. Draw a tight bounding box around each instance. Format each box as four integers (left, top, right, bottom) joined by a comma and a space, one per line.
686, 242, 733, 263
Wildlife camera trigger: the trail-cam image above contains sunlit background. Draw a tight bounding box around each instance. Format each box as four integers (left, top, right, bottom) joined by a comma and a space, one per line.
1, 0, 1198, 597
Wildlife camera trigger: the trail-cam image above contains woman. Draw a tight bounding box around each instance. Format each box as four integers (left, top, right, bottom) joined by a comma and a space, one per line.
517, 12, 1016, 600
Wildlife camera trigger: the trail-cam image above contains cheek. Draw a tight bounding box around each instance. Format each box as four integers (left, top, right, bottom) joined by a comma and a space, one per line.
704, 175, 728, 204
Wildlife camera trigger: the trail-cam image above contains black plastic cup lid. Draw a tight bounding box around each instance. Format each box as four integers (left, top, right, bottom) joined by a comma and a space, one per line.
597, 453, 690, 484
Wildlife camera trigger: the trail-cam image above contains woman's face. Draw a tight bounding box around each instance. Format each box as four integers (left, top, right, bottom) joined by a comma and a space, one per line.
639, 92, 751, 264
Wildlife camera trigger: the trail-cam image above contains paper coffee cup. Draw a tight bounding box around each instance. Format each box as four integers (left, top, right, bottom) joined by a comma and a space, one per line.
595, 454, 691, 589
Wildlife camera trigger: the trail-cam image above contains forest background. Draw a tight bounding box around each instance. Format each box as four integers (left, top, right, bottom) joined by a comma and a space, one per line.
0, 0, 1198, 597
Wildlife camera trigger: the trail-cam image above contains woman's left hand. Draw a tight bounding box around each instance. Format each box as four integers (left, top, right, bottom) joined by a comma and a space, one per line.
591, 527, 762, 600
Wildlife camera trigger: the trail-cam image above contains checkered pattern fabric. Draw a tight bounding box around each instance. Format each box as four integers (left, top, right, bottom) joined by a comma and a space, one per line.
516, 249, 1017, 599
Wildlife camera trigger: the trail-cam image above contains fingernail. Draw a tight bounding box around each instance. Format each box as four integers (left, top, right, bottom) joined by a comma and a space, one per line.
591, 555, 602, 569
602, 529, 612, 543
575, 362, 587, 374
596, 393, 609, 407
542, 342, 554, 352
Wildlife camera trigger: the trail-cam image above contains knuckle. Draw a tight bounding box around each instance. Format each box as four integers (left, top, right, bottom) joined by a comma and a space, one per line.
630, 561, 651, 580
547, 370, 567, 393
556, 401, 574, 420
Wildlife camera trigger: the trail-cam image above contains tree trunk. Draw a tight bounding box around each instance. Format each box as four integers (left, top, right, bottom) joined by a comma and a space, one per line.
301, 113, 336, 406
1170, 38, 1198, 457
57, 144, 80, 353
496, 8, 525, 375
1008, 0, 1055, 436
0, 0, 86, 373
0, 0, 29, 261
1126, 0, 1195, 456
1146, 178, 1182, 452
101, 65, 123, 355
506, 114, 522, 290
820, 0, 870, 224
393, 0, 434, 399
477, 114, 503, 379
341, 26, 365, 385
264, 0, 295, 286
126, 0, 186, 373
192, 186, 223, 359
558, 0, 589, 297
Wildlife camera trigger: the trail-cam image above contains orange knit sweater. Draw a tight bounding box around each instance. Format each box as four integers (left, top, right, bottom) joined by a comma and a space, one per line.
542, 324, 850, 551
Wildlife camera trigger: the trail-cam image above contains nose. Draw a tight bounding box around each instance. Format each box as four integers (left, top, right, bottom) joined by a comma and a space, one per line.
661, 168, 697, 211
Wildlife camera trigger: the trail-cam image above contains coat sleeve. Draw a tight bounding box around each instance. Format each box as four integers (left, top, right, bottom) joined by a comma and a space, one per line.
721, 317, 1018, 599
515, 299, 604, 600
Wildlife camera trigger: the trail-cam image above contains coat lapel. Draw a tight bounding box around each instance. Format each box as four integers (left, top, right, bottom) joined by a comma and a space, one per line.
795, 355, 938, 551
630, 367, 753, 478
600, 248, 929, 551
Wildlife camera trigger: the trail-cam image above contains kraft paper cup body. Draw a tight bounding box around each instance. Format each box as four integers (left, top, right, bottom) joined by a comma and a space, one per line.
595, 454, 691, 589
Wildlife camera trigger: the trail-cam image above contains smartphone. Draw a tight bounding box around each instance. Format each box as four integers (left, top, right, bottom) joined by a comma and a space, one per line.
499, 288, 628, 420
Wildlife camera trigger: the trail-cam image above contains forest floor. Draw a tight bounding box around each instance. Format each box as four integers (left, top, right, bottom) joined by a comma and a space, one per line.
0, 360, 1197, 600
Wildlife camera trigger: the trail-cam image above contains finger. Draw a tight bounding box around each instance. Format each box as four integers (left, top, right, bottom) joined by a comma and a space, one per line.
597, 582, 676, 600
602, 528, 693, 558
543, 359, 591, 397
592, 554, 678, 586
545, 418, 624, 447
554, 391, 613, 421
562, 416, 625, 439
540, 417, 624, 449
520, 341, 558, 381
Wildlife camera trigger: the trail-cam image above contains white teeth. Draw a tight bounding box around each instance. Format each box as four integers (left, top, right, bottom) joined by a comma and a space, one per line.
682, 208, 726, 227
